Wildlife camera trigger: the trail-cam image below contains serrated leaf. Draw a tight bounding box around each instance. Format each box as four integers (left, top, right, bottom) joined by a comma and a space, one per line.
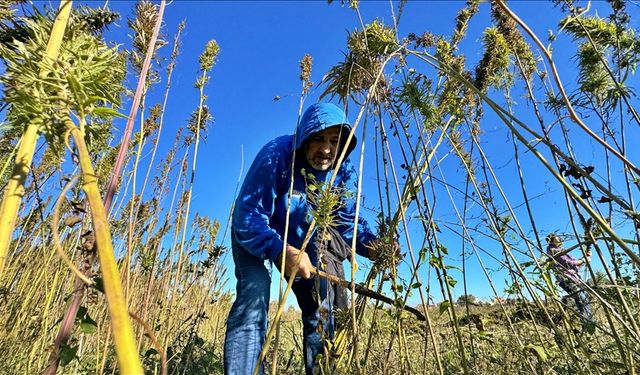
445, 265, 461, 272
419, 248, 427, 263
439, 300, 451, 315
92, 107, 125, 118
438, 244, 449, 255
80, 316, 98, 334
60, 344, 78, 366
446, 275, 457, 287
429, 255, 442, 268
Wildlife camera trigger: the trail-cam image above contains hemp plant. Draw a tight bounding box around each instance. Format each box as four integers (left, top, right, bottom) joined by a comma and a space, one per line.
0, 1, 147, 372
169, 38, 219, 336
303, 169, 351, 231
269, 53, 317, 375
42, 2, 166, 373
122, 0, 168, 296
0, 0, 72, 278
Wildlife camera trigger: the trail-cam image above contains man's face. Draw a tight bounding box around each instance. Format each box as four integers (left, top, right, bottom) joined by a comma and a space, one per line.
305, 126, 344, 171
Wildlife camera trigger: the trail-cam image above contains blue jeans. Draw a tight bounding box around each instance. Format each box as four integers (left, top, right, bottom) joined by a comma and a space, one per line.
559, 278, 592, 321
224, 243, 334, 375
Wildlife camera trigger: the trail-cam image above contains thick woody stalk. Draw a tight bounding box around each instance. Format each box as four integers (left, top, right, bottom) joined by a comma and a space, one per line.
70, 124, 143, 374
315, 269, 426, 321
0, 0, 72, 277
45, 2, 166, 373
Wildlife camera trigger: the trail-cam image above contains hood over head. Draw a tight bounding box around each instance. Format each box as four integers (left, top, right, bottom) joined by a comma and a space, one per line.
295, 103, 357, 159
546, 233, 563, 247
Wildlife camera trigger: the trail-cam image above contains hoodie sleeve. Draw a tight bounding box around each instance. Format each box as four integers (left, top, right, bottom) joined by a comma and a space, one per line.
335, 162, 377, 258
232, 140, 287, 261
557, 253, 580, 269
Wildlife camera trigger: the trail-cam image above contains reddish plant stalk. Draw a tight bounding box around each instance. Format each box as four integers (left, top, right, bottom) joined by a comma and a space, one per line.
43, 2, 167, 374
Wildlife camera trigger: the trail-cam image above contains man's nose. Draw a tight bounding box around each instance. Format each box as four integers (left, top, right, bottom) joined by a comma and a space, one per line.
320, 141, 332, 154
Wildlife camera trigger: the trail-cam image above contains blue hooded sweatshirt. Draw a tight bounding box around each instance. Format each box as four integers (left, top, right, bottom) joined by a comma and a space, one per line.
231, 103, 376, 262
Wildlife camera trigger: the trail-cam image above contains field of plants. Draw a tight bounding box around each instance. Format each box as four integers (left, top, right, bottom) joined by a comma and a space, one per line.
1, 0, 639, 374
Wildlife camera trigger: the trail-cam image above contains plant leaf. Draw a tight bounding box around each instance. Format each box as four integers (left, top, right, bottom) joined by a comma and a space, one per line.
524, 344, 548, 361
80, 315, 98, 334
60, 344, 78, 366
439, 300, 451, 315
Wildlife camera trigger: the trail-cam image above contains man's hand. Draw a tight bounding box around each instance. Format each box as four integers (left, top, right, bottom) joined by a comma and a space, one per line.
276, 245, 314, 279
578, 249, 592, 266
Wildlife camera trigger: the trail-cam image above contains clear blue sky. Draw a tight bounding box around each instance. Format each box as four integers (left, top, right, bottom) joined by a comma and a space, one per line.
51, 1, 640, 306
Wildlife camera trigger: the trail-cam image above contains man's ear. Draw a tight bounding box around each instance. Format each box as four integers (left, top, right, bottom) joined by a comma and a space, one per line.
298, 139, 308, 154
336, 127, 350, 157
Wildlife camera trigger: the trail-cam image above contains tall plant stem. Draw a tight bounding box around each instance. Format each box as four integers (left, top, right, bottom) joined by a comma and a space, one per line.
124, 95, 147, 298
495, 0, 639, 176
376, 112, 445, 371
132, 21, 185, 260
348, 105, 370, 374
103, 0, 166, 210
137, 25, 182, 208
271, 88, 305, 375
0, 0, 72, 277
172, 70, 208, 320
69, 122, 143, 373
44, 3, 166, 372
137, 136, 181, 348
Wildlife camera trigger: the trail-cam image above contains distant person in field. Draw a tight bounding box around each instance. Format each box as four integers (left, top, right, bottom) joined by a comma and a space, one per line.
546, 233, 593, 321
224, 102, 391, 375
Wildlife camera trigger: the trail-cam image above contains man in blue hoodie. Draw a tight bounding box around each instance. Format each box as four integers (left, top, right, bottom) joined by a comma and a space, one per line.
224, 103, 383, 374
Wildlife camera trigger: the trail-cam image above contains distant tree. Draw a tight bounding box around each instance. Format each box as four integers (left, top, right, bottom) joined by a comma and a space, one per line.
457, 294, 478, 306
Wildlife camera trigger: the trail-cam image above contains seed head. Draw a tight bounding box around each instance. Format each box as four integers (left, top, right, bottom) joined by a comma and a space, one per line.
321, 20, 396, 102
199, 40, 220, 72
490, 3, 536, 79
128, 0, 165, 75
299, 54, 313, 94
474, 27, 512, 93
184, 105, 213, 146
451, 0, 480, 50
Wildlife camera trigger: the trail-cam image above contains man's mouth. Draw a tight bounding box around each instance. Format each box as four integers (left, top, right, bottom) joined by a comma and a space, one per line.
315, 156, 333, 164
